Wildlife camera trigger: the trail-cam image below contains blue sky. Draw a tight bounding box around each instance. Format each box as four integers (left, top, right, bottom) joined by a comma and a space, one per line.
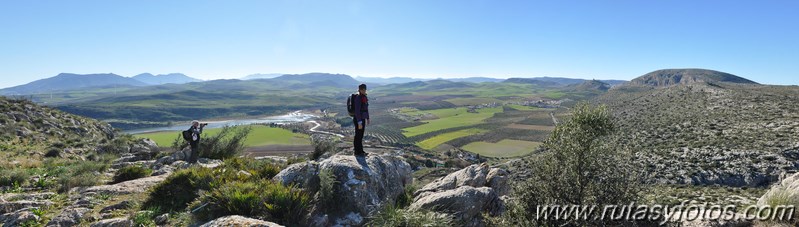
1, 0, 797, 88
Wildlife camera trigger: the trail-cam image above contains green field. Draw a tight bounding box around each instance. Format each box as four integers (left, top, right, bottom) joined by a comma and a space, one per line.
416, 128, 487, 150
462, 139, 542, 157
507, 104, 541, 111
401, 107, 503, 137
444, 97, 502, 106
134, 125, 311, 147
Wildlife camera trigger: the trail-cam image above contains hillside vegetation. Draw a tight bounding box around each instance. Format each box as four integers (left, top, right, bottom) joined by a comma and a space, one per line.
599, 78, 799, 187
0, 96, 115, 153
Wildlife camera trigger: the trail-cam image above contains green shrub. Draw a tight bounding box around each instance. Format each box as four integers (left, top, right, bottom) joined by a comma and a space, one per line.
170, 126, 252, 160
394, 184, 417, 209
132, 207, 159, 227
44, 148, 61, 158
311, 138, 336, 160
193, 181, 265, 221
501, 103, 644, 226
71, 160, 109, 175
58, 172, 101, 193
286, 157, 306, 165
34, 176, 50, 189
0, 168, 30, 187
98, 134, 135, 154
85, 152, 120, 163
223, 157, 282, 179
112, 165, 152, 184
366, 206, 452, 227
193, 179, 310, 226
199, 126, 252, 160
142, 167, 217, 212
263, 183, 310, 226
760, 187, 799, 225
318, 169, 340, 210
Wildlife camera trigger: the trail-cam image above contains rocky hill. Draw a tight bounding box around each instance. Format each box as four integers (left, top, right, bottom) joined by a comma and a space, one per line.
569, 79, 611, 91
0, 96, 115, 152
0, 73, 147, 95
625, 69, 758, 87
598, 79, 799, 187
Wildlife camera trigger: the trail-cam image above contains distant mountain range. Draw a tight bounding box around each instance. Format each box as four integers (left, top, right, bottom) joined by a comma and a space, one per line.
0, 73, 148, 95
503, 77, 627, 87
242, 73, 284, 80
271, 73, 360, 88
356, 76, 424, 85
1, 71, 633, 95
133, 73, 202, 85
357, 76, 505, 84
0, 73, 202, 95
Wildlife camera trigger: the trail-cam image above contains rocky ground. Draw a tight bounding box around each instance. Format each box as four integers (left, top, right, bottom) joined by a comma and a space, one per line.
0, 132, 513, 227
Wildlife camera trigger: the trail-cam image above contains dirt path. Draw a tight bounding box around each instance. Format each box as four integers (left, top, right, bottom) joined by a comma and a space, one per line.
550, 112, 559, 125
309, 120, 345, 138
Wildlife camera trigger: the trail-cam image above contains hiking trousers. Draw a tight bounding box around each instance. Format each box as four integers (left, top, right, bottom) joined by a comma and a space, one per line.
353, 118, 366, 154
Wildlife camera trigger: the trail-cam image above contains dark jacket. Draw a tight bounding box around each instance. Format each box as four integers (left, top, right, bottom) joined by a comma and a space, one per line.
190, 125, 203, 143
353, 94, 369, 121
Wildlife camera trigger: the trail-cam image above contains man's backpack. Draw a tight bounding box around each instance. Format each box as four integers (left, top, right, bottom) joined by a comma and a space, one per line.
346, 94, 358, 117
182, 129, 192, 142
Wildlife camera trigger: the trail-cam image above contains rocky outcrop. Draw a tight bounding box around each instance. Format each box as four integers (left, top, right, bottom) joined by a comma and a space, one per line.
200, 215, 283, 227
273, 154, 413, 226
46, 207, 91, 227
0, 193, 54, 226
0, 97, 116, 149
82, 175, 168, 196
0, 200, 53, 214
410, 163, 509, 227
110, 138, 160, 168
411, 186, 502, 225
272, 161, 319, 189
0, 209, 40, 227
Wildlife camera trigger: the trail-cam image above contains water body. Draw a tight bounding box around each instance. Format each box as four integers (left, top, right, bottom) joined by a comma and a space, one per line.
124, 111, 316, 134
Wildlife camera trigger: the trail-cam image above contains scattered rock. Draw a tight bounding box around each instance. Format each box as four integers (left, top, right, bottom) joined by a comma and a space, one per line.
46, 207, 91, 227
155, 155, 176, 166
238, 170, 253, 178
111, 160, 156, 169
82, 175, 168, 196
154, 213, 169, 225
0, 200, 53, 214
1, 209, 40, 227
89, 218, 132, 227
197, 158, 223, 168
199, 215, 283, 227
99, 201, 133, 214
151, 165, 175, 176
1, 192, 55, 203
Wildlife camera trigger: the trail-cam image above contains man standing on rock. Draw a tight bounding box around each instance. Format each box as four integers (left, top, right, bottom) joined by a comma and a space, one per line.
189, 120, 207, 163
352, 84, 370, 156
